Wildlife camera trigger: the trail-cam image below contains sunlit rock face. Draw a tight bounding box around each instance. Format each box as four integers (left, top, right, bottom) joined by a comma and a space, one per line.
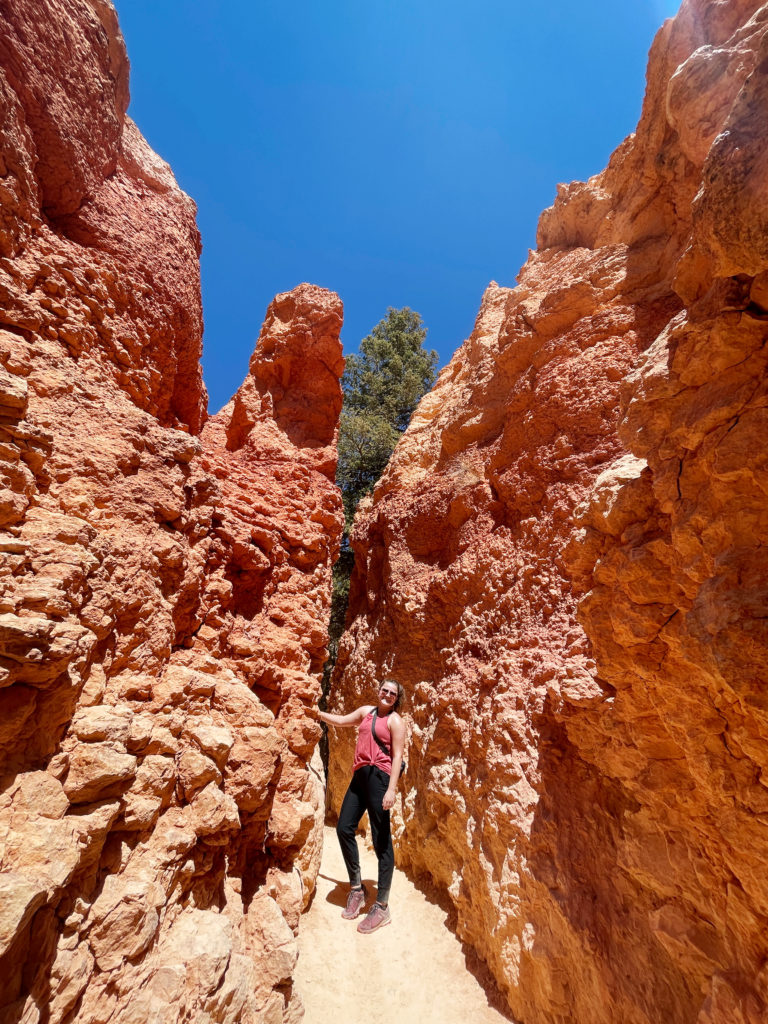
0, 2, 343, 1021
329, 1, 768, 1021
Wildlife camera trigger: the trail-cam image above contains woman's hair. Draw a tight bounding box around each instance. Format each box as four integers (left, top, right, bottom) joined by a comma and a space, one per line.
381, 679, 405, 713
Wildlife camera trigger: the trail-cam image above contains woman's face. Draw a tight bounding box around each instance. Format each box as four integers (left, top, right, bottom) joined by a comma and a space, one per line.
378, 683, 398, 709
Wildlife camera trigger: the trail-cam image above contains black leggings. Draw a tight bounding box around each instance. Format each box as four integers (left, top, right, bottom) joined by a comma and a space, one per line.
336, 765, 394, 904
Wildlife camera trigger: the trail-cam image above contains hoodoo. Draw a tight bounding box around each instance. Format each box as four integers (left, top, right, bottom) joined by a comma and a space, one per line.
328, 1, 768, 1022
0, 1, 343, 1021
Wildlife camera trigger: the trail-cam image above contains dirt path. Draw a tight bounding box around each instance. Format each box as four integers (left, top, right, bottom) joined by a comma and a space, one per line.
295, 826, 515, 1024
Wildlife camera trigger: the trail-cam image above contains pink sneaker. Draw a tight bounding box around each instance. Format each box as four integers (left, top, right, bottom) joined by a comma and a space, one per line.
357, 902, 391, 934
341, 885, 367, 920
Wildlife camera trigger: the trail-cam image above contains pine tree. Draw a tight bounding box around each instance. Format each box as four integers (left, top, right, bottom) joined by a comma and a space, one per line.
337, 307, 438, 530
323, 308, 438, 687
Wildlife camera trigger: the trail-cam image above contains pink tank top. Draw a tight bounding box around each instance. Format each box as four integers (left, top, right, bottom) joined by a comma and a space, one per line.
352, 710, 393, 773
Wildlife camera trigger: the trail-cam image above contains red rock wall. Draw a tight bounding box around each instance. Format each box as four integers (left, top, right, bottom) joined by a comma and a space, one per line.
329, 2, 768, 1021
0, 3, 343, 1022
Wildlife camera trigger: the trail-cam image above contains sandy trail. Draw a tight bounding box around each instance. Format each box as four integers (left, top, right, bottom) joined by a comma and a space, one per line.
295, 826, 514, 1024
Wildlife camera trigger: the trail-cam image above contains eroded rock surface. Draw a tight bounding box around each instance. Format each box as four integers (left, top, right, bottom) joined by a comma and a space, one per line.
0, 3, 342, 1021
329, 2, 768, 1022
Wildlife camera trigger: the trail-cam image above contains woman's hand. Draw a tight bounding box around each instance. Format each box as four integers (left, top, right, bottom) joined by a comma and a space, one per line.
382, 788, 396, 810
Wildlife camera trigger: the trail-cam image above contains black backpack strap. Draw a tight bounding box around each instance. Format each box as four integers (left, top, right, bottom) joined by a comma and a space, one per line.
371, 709, 406, 777
370, 709, 391, 758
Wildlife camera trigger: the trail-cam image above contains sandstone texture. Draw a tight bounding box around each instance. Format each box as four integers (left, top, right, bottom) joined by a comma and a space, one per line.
329, 2, 768, 1022
0, 3, 343, 1021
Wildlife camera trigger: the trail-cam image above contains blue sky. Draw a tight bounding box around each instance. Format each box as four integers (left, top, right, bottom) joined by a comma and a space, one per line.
116, 1, 680, 412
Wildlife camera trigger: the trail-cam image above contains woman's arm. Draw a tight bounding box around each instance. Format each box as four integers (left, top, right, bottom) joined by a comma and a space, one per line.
318, 705, 372, 728
382, 713, 406, 810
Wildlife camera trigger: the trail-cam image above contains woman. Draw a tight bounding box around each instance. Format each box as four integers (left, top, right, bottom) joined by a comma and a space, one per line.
318, 680, 406, 934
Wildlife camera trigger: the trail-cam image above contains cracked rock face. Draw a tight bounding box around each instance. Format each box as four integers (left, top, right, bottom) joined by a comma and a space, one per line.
329, 1, 768, 1021
0, 2, 343, 1021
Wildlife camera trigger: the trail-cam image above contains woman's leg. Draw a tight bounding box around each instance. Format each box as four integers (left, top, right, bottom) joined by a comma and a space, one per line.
336, 771, 367, 888
365, 768, 394, 905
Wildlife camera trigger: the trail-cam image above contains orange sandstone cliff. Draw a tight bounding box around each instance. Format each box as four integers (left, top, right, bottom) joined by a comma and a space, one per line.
329, 1, 768, 1022
0, 2, 343, 1021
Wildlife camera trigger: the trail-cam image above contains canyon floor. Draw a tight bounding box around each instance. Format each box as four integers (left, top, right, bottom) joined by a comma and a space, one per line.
296, 826, 515, 1023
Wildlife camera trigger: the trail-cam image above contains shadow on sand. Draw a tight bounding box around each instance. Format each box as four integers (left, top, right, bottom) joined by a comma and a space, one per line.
399, 864, 518, 1022
317, 873, 378, 910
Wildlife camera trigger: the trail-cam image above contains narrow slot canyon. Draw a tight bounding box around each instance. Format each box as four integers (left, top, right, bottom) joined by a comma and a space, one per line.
2, 1, 768, 1023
